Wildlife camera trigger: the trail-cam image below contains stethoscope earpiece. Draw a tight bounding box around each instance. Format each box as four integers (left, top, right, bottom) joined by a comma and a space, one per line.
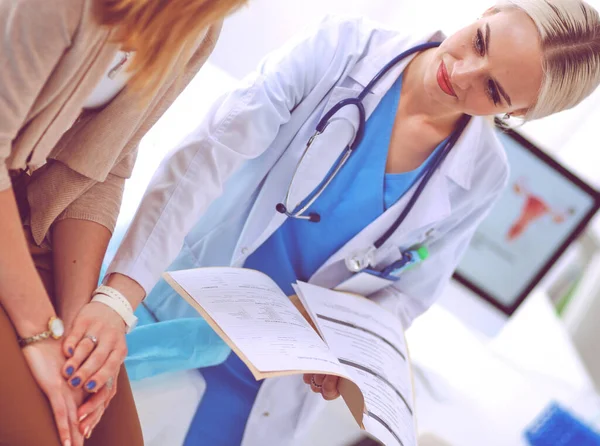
308, 212, 321, 223
276, 202, 321, 223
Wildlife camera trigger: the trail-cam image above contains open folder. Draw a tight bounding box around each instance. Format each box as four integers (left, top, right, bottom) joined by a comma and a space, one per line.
164, 267, 417, 446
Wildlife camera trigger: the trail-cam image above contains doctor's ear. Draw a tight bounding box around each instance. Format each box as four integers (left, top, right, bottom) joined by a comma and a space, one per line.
510, 108, 529, 118
498, 108, 528, 127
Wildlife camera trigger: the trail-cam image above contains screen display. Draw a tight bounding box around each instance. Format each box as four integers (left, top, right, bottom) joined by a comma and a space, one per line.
454, 125, 599, 315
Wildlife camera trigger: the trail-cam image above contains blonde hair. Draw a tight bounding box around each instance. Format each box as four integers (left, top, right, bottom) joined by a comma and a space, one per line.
495, 0, 600, 120
95, 0, 247, 98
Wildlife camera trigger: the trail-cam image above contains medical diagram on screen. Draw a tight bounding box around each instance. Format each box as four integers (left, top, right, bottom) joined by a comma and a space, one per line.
507, 177, 576, 242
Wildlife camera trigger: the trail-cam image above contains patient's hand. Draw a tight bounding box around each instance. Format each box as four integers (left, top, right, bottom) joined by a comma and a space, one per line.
61, 302, 127, 436
303, 373, 341, 401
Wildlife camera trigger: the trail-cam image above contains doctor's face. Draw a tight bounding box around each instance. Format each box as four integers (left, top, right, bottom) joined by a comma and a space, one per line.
422, 8, 544, 117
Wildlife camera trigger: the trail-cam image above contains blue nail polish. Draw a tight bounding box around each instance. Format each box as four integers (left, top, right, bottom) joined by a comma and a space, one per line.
68, 347, 74, 356
86, 381, 96, 391
70, 377, 81, 387
66, 366, 74, 377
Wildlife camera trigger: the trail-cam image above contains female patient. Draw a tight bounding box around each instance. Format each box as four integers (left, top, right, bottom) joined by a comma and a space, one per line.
68, 0, 600, 444
0, 0, 245, 445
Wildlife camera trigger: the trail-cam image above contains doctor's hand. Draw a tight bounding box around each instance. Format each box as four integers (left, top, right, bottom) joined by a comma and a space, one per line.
303, 374, 341, 401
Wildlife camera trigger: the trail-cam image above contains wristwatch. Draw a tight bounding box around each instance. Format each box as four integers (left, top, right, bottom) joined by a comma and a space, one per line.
18, 316, 65, 348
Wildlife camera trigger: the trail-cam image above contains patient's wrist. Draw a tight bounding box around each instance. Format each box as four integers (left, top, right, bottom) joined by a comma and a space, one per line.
104, 273, 146, 310
11, 296, 57, 339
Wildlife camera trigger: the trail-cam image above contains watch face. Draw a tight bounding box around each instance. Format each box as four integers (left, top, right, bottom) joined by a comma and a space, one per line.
49, 318, 65, 338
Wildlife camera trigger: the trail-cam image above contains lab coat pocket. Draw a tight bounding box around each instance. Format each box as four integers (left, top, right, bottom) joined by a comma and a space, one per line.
335, 270, 398, 296
395, 226, 439, 254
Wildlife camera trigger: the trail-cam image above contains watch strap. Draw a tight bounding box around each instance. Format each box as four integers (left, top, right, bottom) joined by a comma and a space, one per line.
18, 331, 51, 347
17, 316, 64, 348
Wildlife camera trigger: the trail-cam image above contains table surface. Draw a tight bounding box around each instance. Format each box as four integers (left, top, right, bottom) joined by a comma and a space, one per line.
406, 290, 600, 446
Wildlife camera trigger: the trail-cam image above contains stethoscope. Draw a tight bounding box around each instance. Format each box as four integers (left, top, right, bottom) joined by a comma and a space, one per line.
275, 42, 472, 273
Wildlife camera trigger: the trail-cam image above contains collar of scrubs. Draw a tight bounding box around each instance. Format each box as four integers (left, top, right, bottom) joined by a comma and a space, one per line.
345, 29, 483, 191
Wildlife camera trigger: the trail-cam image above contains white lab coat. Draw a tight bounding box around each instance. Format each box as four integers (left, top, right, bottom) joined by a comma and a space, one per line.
108, 15, 509, 446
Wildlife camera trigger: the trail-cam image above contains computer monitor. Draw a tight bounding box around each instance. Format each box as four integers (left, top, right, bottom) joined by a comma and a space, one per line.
453, 120, 600, 316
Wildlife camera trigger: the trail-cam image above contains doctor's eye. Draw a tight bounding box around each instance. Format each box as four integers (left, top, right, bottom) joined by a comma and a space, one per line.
486, 79, 501, 106
473, 28, 485, 56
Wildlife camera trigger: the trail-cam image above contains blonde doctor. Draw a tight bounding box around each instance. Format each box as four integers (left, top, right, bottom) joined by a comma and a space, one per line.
67, 0, 600, 444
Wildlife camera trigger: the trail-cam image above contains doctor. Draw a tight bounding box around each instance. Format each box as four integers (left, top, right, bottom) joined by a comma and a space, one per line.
67, 0, 600, 444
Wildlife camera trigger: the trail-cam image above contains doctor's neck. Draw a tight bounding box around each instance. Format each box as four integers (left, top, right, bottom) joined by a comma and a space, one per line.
400, 49, 465, 132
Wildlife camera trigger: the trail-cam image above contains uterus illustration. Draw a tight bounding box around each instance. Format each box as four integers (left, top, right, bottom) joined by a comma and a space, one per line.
506, 178, 575, 242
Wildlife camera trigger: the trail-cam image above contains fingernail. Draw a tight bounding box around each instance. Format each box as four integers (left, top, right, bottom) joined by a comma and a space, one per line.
64, 440, 71, 446
84, 426, 91, 438
85, 427, 93, 439
85, 381, 96, 391
65, 366, 74, 377
70, 377, 81, 387
78, 413, 88, 423
68, 347, 74, 356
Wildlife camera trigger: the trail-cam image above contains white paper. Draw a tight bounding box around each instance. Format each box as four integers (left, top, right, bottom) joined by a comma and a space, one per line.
296, 281, 416, 446
168, 268, 348, 377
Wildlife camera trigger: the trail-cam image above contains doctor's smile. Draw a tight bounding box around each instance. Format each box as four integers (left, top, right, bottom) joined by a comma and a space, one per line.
437, 60, 457, 97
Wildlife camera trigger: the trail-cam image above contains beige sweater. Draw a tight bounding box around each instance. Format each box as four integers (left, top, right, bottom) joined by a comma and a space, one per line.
0, 0, 221, 244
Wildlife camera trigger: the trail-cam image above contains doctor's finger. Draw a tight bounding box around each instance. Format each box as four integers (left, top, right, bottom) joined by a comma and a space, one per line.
321, 375, 340, 400
309, 374, 325, 393
312, 374, 325, 386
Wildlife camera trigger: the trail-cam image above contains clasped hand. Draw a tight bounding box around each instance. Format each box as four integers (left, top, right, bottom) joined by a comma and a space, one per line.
22, 300, 127, 446
61, 301, 128, 440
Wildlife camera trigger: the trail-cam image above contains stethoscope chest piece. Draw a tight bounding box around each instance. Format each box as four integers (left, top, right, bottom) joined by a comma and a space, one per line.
345, 247, 376, 273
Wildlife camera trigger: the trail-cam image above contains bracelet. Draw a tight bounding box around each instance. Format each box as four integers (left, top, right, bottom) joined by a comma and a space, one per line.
94, 285, 133, 313
91, 287, 138, 333
91, 293, 138, 333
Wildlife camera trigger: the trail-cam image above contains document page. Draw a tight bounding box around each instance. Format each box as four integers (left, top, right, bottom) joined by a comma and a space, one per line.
295, 282, 416, 446
167, 268, 348, 377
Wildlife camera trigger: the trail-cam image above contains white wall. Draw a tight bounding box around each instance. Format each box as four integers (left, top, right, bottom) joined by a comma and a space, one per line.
210, 0, 491, 79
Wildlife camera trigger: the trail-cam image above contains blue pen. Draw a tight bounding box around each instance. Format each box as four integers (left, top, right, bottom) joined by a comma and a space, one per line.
381, 246, 429, 278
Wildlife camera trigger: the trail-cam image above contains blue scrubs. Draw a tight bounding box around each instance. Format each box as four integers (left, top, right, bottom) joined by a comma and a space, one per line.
184, 76, 443, 445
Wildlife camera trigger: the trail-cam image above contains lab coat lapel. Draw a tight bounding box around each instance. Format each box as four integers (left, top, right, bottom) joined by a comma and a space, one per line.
348, 30, 444, 96
285, 86, 362, 209
233, 84, 383, 264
